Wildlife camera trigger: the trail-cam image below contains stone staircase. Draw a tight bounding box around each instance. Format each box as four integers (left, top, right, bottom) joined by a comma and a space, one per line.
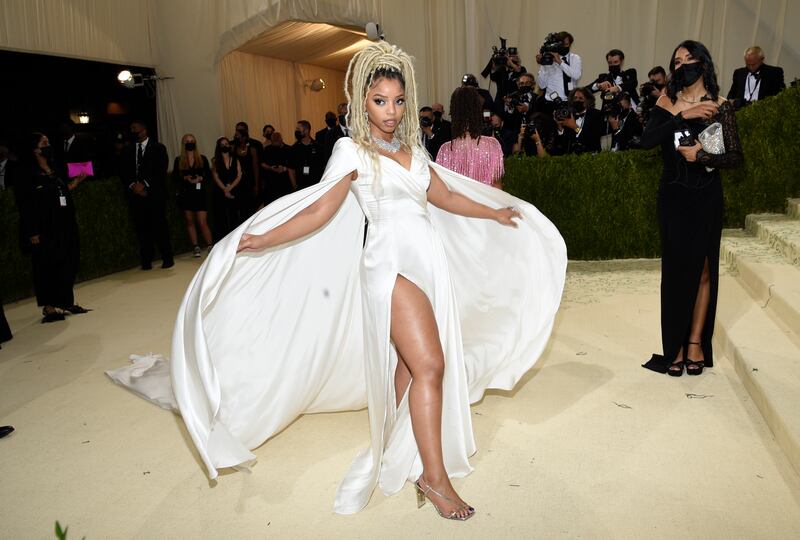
716, 198, 800, 475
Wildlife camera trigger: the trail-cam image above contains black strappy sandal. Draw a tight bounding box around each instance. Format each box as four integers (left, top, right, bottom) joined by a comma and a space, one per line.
686, 341, 705, 375
667, 358, 685, 377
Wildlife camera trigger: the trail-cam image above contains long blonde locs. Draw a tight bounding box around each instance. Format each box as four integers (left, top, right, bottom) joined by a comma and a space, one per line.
343, 41, 425, 196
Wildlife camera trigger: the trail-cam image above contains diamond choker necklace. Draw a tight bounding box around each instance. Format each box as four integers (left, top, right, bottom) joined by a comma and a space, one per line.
372, 136, 401, 153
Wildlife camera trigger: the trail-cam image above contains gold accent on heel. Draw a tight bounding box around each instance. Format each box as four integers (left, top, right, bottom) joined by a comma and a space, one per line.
415, 483, 426, 508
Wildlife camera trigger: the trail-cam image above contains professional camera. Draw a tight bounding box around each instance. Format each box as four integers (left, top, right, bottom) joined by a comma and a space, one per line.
597, 72, 615, 86
552, 96, 573, 121
538, 33, 569, 65
601, 92, 623, 119
419, 116, 433, 128
506, 89, 532, 108
491, 37, 510, 67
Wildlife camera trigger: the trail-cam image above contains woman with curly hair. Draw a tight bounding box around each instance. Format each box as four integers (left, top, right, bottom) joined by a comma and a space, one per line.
435, 86, 505, 188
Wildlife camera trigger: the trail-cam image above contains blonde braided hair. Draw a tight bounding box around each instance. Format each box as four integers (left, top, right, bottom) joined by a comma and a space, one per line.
344, 41, 425, 195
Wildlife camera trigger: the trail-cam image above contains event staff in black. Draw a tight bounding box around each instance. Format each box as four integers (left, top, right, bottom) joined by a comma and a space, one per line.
589, 49, 639, 107
210, 136, 243, 240
608, 93, 643, 151
172, 133, 213, 257
17, 132, 90, 322
291, 120, 323, 189
122, 121, 174, 270
727, 46, 785, 109
315, 111, 345, 167
259, 132, 295, 206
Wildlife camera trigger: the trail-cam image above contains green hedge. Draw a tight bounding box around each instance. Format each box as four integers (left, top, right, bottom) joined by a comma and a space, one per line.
504, 87, 800, 259
2, 89, 799, 301
1, 176, 191, 302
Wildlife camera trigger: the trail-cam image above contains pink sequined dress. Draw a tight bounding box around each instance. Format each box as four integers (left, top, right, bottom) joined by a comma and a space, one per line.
435, 136, 505, 186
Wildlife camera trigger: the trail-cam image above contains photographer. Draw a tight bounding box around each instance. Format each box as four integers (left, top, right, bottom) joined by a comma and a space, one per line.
589, 49, 639, 108
537, 31, 582, 108
490, 112, 517, 157
551, 87, 602, 155
462, 73, 495, 113
513, 112, 554, 158
638, 66, 668, 126
431, 103, 453, 144
420, 106, 448, 157
607, 93, 642, 151
502, 73, 537, 133
487, 43, 527, 101
727, 46, 785, 110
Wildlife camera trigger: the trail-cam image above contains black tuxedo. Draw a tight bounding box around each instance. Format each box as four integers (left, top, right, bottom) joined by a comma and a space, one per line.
121, 139, 173, 268
727, 64, 785, 104
590, 68, 639, 104
553, 108, 604, 155
315, 125, 346, 166
55, 135, 93, 180
611, 109, 643, 151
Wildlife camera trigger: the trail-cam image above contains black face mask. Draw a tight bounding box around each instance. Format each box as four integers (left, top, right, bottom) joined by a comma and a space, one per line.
572, 101, 586, 113
39, 146, 53, 160
650, 80, 665, 90
131, 131, 142, 142
674, 63, 704, 88
263, 132, 273, 141
609, 65, 621, 76
184, 142, 196, 151
518, 85, 532, 93
338, 114, 347, 127
294, 130, 304, 141
433, 110, 443, 119
325, 117, 337, 128
220, 146, 230, 154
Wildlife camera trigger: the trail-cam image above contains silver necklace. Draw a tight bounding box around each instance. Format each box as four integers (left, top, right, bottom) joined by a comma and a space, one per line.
372, 136, 401, 153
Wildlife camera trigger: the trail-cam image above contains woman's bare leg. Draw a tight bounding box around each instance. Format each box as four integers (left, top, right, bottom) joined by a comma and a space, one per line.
390, 275, 471, 519
196, 211, 213, 246
687, 258, 711, 361
394, 351, 411, 408
184, 211, 198, 246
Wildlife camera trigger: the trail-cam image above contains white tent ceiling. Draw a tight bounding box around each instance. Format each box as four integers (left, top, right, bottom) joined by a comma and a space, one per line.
235, 20, 374, 71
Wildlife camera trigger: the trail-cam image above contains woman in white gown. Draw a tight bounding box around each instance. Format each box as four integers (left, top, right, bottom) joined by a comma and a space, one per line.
108, 42, 567, 519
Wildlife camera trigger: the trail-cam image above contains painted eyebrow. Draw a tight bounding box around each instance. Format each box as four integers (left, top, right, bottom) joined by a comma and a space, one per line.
372, 93, 405, 98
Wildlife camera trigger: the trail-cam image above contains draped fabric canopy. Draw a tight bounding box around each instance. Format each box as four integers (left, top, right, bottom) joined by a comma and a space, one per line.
1, 0, 798, 158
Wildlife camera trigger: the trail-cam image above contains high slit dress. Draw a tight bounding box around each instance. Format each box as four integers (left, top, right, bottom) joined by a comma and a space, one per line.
107, 137, 567, 513
640, 102, 743, 373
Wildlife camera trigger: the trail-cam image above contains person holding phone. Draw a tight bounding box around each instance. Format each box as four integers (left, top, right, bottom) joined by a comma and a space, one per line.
173, 133, 213, 257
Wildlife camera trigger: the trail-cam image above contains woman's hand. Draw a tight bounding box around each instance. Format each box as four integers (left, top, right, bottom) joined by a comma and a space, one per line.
677, 141, 703, 162
682, 101, 718, 120
495, 207, 522, 227
30, 235, 41, 245
237, 233, 269, 253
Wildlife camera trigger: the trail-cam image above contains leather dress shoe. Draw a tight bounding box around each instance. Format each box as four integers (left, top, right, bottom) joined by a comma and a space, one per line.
0, 426, 14, 439
161, 260, 175, 269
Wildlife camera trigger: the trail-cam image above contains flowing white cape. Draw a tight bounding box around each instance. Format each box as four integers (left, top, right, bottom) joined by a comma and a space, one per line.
107, 139, 567, 511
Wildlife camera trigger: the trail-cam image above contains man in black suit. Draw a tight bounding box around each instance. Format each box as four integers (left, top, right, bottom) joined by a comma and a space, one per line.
315, 111, 345, 167
431, 103, 453, 142
552, 87, 603, 155
55, 121, 93, 181
727, 46, 785, 109
589, 49, 639, 108
121, 120, 173, 270
608, 93, 642, 151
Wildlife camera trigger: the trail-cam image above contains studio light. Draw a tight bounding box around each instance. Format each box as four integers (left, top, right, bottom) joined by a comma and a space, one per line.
78, 112, 90, 124
117, 70, 136, 88
116, 69, 174, 98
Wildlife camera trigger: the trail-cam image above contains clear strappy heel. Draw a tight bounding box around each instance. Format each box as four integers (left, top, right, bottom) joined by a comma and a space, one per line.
414, 476, 475, 521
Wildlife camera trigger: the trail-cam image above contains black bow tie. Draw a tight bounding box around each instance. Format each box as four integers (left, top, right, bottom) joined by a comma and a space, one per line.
574, 112, 585, 119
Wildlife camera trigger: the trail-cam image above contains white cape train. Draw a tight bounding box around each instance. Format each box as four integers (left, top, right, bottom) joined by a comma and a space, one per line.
107, 137, 567, 514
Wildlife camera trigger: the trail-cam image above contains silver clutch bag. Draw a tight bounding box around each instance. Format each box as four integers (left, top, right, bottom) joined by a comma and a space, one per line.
698, 122, 725, 154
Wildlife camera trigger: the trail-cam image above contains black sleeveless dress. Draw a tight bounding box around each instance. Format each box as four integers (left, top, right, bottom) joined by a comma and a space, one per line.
640, 101, 743, 373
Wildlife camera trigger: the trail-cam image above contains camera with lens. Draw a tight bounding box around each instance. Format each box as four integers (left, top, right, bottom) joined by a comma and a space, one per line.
506, 89, 532, 108
552, 96, 573, 121
491, 37, 509, 67
538, 32, 569, 65
419, 116, 433, 128
601, 92, 623, 119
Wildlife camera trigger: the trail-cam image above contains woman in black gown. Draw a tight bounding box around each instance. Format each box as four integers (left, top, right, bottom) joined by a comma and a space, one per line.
17, 133, 90, 323
210, 137, 242, 241
640, 40, 743, 376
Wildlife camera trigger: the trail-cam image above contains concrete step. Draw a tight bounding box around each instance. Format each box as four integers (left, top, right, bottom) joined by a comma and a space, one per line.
788, 198, 800, 220
721, 230, 800, 342
745, 213, 800, 266
715, 274, 800, 476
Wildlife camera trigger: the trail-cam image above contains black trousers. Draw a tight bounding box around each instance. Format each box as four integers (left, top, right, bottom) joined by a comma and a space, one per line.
129, 196, 173, 267
0, 301, 12, 343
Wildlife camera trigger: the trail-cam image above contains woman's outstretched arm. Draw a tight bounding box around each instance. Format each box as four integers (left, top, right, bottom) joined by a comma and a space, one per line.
237, 171, 356, 252
426, 166, 520, 227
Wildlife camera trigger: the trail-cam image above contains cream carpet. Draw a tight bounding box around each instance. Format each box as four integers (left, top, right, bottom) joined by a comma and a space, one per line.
1, 257, 799, 539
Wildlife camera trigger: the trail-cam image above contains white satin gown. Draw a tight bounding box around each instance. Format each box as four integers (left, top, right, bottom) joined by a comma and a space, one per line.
107, 137, 567, 514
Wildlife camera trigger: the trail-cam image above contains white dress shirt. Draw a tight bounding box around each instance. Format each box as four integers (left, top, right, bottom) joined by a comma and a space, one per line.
745, 71, 761, 102
538, 52, 583, 101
